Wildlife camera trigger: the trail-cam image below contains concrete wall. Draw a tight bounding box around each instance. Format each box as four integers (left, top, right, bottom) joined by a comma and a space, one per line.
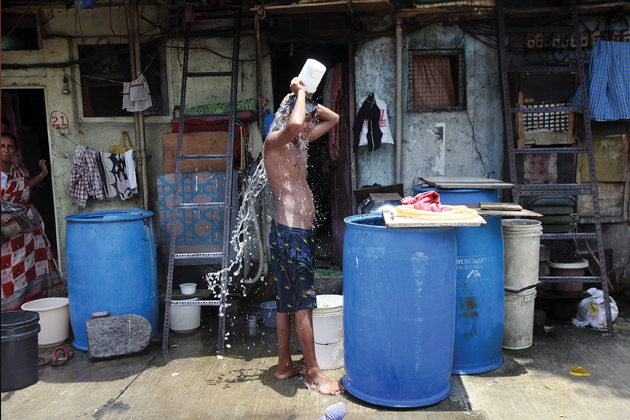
1, 6, 272, 280
354, 24, 504, 195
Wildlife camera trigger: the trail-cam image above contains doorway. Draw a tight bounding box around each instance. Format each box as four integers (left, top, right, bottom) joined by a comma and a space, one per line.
1, 88, 58, 257
271, 44, 352, 269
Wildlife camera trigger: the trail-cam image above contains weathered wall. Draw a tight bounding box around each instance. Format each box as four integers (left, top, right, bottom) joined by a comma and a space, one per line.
2, 6, 272, 281
354, 24, 504, 195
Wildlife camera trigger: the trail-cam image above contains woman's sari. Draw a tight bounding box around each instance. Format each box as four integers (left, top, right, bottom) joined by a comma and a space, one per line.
1, 163, 62, 311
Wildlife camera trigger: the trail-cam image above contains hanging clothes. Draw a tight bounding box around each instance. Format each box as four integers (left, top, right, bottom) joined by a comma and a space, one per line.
96, 152, 137, 200
358, 93, 394, 149
353, 93, 382, 153
69, 145, 104, 208
124, 150, 137, 190
123, 75, 152, 112
571, 41, 630, 121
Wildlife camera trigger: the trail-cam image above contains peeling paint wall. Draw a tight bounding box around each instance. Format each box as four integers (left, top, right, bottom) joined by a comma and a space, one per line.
2, 6, 272, 279
355, 24, 504, 195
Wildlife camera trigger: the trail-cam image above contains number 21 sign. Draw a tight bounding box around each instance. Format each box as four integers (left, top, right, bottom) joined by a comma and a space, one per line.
50, 111, 69, 129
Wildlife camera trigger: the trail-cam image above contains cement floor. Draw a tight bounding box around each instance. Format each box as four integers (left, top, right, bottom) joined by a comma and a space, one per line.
2, 299, 630, 420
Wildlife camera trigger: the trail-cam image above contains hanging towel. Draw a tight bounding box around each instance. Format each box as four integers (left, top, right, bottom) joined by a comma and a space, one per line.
123, 75, 152, 112
570, 41, 630, 121
124, 150, 137, 189
402, 192, 452, 213
97, 152, 136, 200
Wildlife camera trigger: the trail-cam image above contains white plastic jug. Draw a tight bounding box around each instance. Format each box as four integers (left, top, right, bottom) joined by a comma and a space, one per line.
298, 59, 326, 98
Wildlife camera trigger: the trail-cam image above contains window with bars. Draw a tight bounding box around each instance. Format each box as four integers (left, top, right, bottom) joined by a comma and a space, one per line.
408, 50, 466, 112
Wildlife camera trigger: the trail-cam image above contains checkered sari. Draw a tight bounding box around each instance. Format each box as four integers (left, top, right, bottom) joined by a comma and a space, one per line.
1, 164, 62, 312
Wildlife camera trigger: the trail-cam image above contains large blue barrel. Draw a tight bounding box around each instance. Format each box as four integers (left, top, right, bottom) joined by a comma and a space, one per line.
65, 209, 158, 351
343, 214, 457, 407
414, 186, 504, 375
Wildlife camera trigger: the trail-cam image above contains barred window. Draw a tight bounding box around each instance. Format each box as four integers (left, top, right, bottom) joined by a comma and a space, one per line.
408, 50, 466, 112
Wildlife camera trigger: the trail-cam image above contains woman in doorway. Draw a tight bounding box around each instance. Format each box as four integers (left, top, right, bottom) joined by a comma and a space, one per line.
1, 132, 62, 312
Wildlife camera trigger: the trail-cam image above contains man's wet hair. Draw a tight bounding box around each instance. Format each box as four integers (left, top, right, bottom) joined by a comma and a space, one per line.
284, 94, 318, 117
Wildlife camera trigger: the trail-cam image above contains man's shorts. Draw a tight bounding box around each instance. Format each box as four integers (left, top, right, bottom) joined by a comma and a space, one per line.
269, 220, 317, 313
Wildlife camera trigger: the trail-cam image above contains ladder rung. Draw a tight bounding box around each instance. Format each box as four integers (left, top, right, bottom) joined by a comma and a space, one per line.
510, 106, 582, 113
514, 147, 587, 154
174, 252, 224, 260
541, 232, 597, 240
182, 112, 231, 119
181, 154, 229, 160
187, 71, 232, 78
540, 276, 603, 283
170, 300, 223, 306
176, 202, 225, 209
515, 184, 592, 196
507, 66, 578, 73
505, 27, 574, 33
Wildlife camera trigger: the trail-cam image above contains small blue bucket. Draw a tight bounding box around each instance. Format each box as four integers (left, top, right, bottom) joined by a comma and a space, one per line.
260, 301, 277, 328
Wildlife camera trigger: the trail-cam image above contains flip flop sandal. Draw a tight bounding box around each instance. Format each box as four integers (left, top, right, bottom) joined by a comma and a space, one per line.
51, 347, 75, 367
38, 357, 52, 367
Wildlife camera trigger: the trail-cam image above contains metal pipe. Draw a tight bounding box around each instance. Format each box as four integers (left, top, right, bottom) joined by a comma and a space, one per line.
132, 0, 149, 210
395, 18, 403, 184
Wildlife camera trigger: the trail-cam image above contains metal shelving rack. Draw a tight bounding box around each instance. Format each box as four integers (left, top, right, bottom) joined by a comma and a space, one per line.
496, 0, 613, 333
162, 9, 242, 354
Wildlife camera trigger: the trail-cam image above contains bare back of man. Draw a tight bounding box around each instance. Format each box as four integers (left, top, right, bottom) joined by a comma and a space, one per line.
263, 78, 343, 395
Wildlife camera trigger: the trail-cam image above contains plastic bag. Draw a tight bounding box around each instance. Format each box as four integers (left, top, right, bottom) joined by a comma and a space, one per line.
571, 288, 618, 330
110, 132, 135, 154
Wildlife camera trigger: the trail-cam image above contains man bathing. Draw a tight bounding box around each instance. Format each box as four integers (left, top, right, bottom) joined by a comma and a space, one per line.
263, 77, 344, 395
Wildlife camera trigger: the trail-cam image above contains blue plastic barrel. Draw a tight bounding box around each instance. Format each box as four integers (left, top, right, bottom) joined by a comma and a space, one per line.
65, 209, 158, 351
412, 184, 499, 204
343, 214, 457, 407
414, 187, 504, 375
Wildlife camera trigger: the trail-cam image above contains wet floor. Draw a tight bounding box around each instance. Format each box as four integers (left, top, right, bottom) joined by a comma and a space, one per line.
2, 299, 630, 419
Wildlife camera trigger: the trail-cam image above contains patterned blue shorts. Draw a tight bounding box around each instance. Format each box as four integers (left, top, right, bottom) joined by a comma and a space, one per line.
269, 220, 317, 313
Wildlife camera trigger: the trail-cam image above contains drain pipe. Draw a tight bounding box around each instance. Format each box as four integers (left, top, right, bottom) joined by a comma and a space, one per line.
395, 18, 403, 184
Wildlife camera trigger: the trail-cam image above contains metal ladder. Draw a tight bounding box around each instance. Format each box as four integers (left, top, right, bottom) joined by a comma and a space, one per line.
162, 10, 242, 353
496, 0, 613, 333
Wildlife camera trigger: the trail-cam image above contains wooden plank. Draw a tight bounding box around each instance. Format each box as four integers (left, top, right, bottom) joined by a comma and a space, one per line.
383, 209, 487, 228
480, 202, 522, 211
162, 131, 228, 173
476, 209, 543, 217
353, 183, 404, 205
419, 176, 514, 189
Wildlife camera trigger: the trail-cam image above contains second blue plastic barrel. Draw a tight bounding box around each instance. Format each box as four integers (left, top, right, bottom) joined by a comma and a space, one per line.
343, 214, 457, 407
413, 186, 504, 375
65, 209, 159, 351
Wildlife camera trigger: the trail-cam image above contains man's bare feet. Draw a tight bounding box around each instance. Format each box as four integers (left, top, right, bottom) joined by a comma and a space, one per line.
305, 369, 345, 395
275, 362, 306, 380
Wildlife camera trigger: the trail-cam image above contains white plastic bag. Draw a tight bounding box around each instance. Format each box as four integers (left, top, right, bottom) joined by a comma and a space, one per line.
571, 287, 618, 330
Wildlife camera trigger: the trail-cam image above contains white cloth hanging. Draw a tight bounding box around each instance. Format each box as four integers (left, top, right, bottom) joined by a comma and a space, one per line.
123, 75, 152, 112
124, 150, 138, 190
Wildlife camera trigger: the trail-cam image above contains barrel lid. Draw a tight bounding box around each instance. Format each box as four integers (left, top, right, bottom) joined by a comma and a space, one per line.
65, 208, 153, 223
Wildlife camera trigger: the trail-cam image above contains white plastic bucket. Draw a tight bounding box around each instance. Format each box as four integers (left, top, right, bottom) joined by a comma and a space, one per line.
315, 340, 344, 370
503, 288, 537, 350
298, 59, 326, 96
503, 219, 542, 289
170, 298, 201, 333
260, 301, 277, 328
313, 295, 343, 345
21, 298, 70, 348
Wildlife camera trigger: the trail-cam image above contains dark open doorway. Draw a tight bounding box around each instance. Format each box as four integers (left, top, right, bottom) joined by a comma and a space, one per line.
270, 44, 352, 269
1, 88, 58, 257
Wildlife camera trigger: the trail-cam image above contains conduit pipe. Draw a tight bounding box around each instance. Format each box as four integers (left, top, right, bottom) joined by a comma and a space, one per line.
395, 18, 403, 184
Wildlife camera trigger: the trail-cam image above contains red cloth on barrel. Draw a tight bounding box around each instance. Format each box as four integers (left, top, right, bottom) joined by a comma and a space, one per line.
402, 191, 452, 213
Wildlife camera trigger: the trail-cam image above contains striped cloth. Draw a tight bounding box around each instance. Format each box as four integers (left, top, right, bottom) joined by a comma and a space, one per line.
571, 41, 630, 121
